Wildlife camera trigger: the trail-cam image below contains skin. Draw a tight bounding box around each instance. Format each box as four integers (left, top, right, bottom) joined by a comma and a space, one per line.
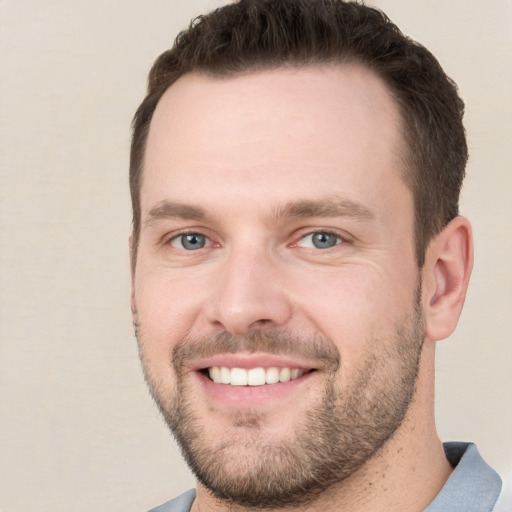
131, 64, 473, 512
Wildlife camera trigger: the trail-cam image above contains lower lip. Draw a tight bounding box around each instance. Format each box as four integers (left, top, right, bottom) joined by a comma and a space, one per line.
195, 370, 317, 407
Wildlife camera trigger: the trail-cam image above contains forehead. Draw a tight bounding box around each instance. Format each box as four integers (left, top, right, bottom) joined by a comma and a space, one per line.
143, 64, 408, 218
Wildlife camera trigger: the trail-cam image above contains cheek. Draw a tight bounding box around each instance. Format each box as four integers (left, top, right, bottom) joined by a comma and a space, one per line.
134, 271, 206, 366
289, 263, 418, 358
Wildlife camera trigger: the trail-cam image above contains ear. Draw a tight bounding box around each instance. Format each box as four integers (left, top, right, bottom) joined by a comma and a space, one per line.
422, 216, 473, 342
129, 234, 136, 309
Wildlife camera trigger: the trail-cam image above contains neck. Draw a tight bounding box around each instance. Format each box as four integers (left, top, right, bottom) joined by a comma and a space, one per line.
192, 343, 451, 512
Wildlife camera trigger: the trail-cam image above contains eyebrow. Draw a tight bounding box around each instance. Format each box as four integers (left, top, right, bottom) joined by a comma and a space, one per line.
271, 198, 375, 222
144, 201, 210, 226
144, 197, 375, 227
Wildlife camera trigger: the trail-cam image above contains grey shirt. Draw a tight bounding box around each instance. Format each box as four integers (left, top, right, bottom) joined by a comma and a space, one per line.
148, 442, 503, 512
425, 443, 502, 511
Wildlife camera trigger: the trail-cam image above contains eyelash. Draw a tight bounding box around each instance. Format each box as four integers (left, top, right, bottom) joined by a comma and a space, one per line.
166, 228, 346, 252
168, 231, 213, 251
292, 230, 345, 250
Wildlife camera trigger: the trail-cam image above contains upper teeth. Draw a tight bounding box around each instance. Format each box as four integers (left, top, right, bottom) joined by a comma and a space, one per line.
208, 367, 305, 386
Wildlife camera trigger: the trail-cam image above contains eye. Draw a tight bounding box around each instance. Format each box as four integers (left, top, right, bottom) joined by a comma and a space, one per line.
170, 233, 210, 251
297, 231, 342, 249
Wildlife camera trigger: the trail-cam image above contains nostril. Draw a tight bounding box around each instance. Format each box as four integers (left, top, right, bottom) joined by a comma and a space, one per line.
252, 318, 272, 326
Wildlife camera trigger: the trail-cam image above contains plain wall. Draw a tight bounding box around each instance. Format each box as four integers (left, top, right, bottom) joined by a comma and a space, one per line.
0, 1, 510, 511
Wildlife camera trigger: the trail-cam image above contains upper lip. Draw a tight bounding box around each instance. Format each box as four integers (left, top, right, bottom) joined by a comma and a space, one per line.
188, 353, 317, 372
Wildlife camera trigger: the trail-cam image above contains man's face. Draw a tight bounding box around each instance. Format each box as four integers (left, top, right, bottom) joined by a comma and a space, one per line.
133, 65, 424, 507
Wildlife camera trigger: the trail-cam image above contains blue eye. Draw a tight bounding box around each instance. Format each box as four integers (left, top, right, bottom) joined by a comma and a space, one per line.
298, 232, 341, 249
171, 233, 209, 250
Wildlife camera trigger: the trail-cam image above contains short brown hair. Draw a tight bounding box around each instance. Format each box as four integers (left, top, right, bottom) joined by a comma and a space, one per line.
130, 0, 467, 267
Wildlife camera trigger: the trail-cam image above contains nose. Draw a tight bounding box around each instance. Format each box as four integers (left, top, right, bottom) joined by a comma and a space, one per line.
205, 245, 293, 335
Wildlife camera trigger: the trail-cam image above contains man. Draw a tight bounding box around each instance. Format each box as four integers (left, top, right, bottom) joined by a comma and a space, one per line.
129, 1, 506, 511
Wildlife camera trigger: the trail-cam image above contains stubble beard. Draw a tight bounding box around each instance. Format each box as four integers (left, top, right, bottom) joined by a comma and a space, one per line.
135, 286, 425, 510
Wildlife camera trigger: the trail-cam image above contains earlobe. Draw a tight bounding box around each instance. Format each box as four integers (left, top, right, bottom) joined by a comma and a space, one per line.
423, 216, 474, 342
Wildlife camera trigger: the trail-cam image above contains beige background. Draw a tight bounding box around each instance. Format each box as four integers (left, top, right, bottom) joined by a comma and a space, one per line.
0, 1, 510, 511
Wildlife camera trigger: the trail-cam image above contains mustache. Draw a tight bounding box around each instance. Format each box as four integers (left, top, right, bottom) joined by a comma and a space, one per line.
172, 330, 341, 372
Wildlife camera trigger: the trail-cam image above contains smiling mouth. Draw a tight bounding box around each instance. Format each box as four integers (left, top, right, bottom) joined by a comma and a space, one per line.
203, 366, 315, 386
